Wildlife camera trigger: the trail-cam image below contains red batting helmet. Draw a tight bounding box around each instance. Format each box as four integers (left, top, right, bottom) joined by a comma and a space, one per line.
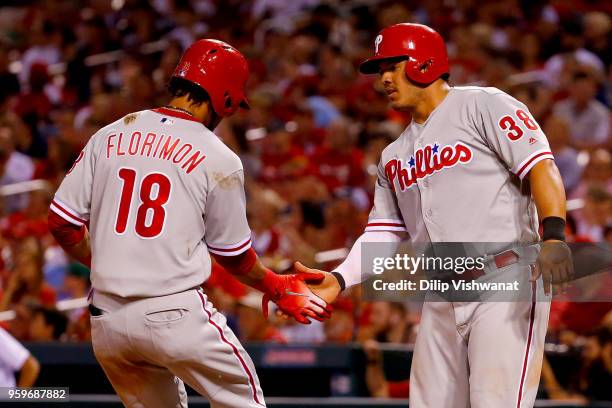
173, 39, 249, 117
359, 23, 449, 85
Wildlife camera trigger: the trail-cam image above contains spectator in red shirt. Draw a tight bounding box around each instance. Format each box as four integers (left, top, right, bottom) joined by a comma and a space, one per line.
14, 63, 52, 122
1, 189, 51, 241
259, 121, 309, 183
309, 117, 365, 193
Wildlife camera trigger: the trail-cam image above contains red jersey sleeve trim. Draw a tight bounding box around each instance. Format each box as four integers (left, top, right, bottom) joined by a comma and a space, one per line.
50, 198, 87, 226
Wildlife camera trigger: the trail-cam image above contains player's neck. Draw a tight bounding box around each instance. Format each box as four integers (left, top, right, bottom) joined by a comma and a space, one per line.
166, 97, 218, 128
412, 81, 450, 124
166, 97, 205, 120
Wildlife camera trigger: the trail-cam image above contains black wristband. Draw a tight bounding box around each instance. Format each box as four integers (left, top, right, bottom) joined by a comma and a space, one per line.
542, 217, 566, 241
332, 271, 346, 291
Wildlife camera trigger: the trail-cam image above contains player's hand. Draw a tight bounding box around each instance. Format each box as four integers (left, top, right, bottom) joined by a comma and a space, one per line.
531, 240, 573, 296
294, 262, 342, 305
261, 271, 332, 324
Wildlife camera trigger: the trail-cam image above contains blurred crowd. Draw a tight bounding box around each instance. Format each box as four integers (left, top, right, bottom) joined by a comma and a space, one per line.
0, 0, 610, 401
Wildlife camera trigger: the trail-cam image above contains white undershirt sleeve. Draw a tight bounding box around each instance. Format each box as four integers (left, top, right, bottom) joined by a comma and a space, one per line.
0, 328, 30, 372
332, 230, 404, 288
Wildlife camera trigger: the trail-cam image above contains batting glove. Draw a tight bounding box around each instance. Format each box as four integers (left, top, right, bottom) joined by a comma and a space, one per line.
259, 271, 332, 324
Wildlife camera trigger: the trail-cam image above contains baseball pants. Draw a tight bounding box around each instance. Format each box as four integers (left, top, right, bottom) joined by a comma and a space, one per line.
410, 277, 550, 408
90, 289, 266, 408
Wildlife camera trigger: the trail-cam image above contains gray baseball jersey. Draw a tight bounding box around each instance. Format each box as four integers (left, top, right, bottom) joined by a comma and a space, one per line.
51, 107, 252, 298
363, 86, 555, 408
366, 86, 554, 242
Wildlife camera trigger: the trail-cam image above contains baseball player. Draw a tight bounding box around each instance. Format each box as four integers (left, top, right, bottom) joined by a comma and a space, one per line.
297, 24, 573, 407
48, 39, 330, 408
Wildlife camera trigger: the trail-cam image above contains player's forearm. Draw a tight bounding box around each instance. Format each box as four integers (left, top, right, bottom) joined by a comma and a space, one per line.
48, 211, 92, 267
212, 249, 277, 292
54, 231, 91, 267
17, 355, 40, 387
334, 230, 405, 289
62, 232, 92, 267
230, 257, 270, 289
529, 160, 566, 220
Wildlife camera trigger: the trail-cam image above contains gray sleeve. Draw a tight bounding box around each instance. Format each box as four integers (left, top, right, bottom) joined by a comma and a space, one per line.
204, 169, 252, 256
477, 91, 554, 180
365, 160, 407, 232
51, 136, 97, 225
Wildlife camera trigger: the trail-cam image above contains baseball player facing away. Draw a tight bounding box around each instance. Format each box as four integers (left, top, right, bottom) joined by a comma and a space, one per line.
47, 39, 331, 408
298, 24, 573, 407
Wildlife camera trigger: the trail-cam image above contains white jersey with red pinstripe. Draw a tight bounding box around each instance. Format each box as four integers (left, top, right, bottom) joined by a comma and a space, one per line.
52, 107, 252, 298
366, 86, 553, 243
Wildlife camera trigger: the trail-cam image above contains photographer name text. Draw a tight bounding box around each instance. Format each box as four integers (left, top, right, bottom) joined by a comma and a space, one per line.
372, 279, 520, 292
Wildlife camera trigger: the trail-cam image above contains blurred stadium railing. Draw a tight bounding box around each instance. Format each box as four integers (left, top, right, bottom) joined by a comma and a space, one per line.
16, 342, 609, 407
37, 395, 612, 408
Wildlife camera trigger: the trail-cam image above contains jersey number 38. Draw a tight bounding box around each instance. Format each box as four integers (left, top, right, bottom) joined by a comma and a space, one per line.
115, 168, 171, 238
498, 109, 539, 141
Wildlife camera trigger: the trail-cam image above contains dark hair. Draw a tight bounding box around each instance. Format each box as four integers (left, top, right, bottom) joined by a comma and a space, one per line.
588, 326, 611, 346
389, 302, 407, 316
300, 200, 325, 229
33, 306, 68, 340
168, 77, 211, 106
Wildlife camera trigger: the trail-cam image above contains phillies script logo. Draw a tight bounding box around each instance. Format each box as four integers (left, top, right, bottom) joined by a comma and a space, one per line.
385, 143, 473, 191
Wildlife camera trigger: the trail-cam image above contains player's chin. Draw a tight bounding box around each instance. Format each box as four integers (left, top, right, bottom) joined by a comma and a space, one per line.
388, 100, 408, 111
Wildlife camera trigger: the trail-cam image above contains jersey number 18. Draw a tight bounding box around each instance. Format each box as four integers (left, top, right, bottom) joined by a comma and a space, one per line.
115, 168, 171, 238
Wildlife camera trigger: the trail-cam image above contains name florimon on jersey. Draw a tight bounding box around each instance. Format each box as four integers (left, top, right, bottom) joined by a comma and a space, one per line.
106, 131, 206, 174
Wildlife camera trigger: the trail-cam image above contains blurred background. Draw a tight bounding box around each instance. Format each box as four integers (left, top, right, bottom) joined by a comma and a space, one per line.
0, 0, 610, 406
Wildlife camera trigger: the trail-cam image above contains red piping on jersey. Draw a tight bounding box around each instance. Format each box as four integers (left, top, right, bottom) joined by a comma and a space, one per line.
51, 199, 87, 224
516, 151, 552, 179
366, 222, 405, 227
516, 280, 536, 407
197, 291, 263, 406
208, 239, 252, 253
151, 107, 200, 123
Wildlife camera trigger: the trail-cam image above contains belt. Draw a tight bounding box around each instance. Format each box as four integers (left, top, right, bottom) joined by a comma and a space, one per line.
454, 249, 520, 282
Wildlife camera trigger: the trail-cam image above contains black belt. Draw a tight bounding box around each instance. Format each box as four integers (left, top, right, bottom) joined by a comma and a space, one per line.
88, 304, 104, 317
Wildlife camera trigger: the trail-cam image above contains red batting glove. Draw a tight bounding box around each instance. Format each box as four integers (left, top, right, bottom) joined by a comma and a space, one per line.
257, 270, 332, 324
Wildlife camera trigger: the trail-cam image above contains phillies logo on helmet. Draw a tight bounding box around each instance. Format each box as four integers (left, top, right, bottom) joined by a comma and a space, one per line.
385, 142, 473, 191
177, 62, 190, 77
374, 34, 383, 54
